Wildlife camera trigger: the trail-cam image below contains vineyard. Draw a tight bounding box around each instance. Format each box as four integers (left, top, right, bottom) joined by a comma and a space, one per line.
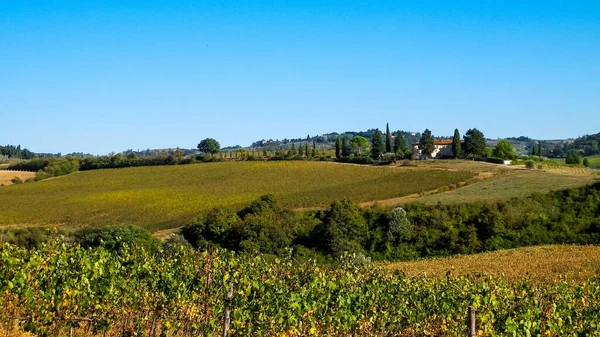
0, 161, 474, 230
2, 239, 600, 336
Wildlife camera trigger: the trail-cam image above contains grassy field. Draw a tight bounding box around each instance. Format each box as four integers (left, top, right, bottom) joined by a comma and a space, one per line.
0, 170, 35, 186
0, 161, 474, 230
397, 160, 599, 205
384, 245, 600, 283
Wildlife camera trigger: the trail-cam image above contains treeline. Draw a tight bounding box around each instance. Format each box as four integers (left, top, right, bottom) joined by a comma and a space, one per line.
0, 144, 36, 159
180, 181, 600, 261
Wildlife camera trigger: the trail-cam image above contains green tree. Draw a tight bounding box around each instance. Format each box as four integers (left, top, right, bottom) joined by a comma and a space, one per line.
311, 140, 317, 158
385, 123, 392, 153
198, 138, 220, 156
304, 143, 309, 158
371, 129, 384, 159
349, 136, 370, 156
531, 143, 537, 156
342, 136, 352, 157
319, 199, 368, 256
537, 142, 543, 157
565, 151, 581, 164
492, 140, 516, 159
393, 133, 407, 157
451, 129, 461, 158
463, 128, 486, 158
418, 129, 435, 159
335, 137, 342, 159
583, 158, 590, 167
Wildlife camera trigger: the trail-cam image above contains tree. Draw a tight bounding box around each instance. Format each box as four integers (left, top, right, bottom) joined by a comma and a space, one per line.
531, 144, 536, 156
552, 145, 565, 158
492, 140, 516, 159
451, 129, 461, 158
583, 158, 590, 167
371, 129, 384, 159
197, 138, 220, 156
565, 151, 581, 165
385, 123, 392, 153
349, 136, 370, 156
463, 128, 486, 158
342, 137, 352, 157
537, 142, 543, 157
311, 140, 317, 158
319, 199, 368, 256
304, 143, 309, 158
335, 137, 342, 159
418, 129, 435, 159
393, 134, 406, 158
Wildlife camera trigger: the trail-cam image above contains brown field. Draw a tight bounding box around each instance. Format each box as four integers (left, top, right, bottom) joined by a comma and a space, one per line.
0, 170, 36, 186
383, 245, 600, 283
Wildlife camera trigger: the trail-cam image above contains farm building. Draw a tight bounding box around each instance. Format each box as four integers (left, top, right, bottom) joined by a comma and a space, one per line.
412, 140, 455, 159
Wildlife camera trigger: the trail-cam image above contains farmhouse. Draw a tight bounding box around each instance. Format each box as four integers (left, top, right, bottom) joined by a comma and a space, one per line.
412, 140, 455, 159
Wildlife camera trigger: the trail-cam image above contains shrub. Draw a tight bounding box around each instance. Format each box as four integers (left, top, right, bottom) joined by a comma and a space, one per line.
525, 160, 535, 169
11, 176, 23, 184
381, 153, 396, 163
537, 164, 543, 170
73, 224, 159, 252
24, 177, 35, 183
566, 151, 582, 165
583, 158, 590, 167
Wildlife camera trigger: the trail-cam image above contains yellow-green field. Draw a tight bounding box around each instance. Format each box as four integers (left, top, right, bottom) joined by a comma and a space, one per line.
0, 161, 474, 230
392, 160, 599, 205
384, 245, 600, 283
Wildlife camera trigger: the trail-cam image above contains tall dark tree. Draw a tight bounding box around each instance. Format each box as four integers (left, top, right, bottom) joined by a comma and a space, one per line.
418, 129, 435, 159
451, 129, 461, 158
335, 137, 342, 159
385, 123, 392, 153
197, 138, 221, 156
531, 143, 537, 156
393, 134, 406, 157
537, 142, 543, 157
371, 129, 384, 159
463, 128, 486, 158
304, 143, 309, 158
342, 137, 351, 157
311, 140, 317, 158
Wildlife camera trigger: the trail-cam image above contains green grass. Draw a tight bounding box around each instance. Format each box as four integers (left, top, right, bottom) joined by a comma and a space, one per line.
412, 167, 599, 205
0, 161, 474, 230
585, 155, 600, 169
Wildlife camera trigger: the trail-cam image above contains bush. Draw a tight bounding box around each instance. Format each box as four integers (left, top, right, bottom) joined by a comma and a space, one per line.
525, 160, 535, 169
537, 164, 543, 170
566, 151, 582, 165
380, 153, 396, 164
337, 156, 374, 165
583, 158, 590, 167
10, 176, 23, 184
73, 224, 159, 252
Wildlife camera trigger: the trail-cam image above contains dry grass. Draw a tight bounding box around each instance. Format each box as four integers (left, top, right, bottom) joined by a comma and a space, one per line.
382, 245, 600, 283
0, 170, 35, 186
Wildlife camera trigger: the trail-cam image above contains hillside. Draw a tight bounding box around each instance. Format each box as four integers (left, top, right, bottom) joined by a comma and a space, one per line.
384, 245, 600, 283
0, 161, 474, 230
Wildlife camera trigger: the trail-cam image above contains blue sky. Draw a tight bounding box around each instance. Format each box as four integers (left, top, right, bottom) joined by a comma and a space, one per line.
1, 1, 599, 154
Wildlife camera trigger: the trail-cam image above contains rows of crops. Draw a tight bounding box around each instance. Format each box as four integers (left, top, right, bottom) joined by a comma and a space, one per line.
0, 162, 474, 230
2, 240, 600, 336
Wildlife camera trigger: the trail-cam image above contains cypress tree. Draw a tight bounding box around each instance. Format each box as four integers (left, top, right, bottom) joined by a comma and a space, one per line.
531, 143, 537, 156
537, 142, 543, 157
342, 137, 351, 157
305, 143, 309, 158
335, 137, 342, 159
385, 123, 392, 153
451, 129, 461, 158
312, 140, 317, 158
371, 129, 384, 159
394, 133, 406, 156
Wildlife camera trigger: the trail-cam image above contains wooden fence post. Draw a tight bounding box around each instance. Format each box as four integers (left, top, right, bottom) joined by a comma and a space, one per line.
222, 283, 234, 337
468, 306, 476, 337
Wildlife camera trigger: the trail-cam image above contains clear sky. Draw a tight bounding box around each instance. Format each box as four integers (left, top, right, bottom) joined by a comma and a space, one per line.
2, 1, 599, 154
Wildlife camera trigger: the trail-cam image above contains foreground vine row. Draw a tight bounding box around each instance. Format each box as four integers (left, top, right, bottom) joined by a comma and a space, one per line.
1, 240, 600, 336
